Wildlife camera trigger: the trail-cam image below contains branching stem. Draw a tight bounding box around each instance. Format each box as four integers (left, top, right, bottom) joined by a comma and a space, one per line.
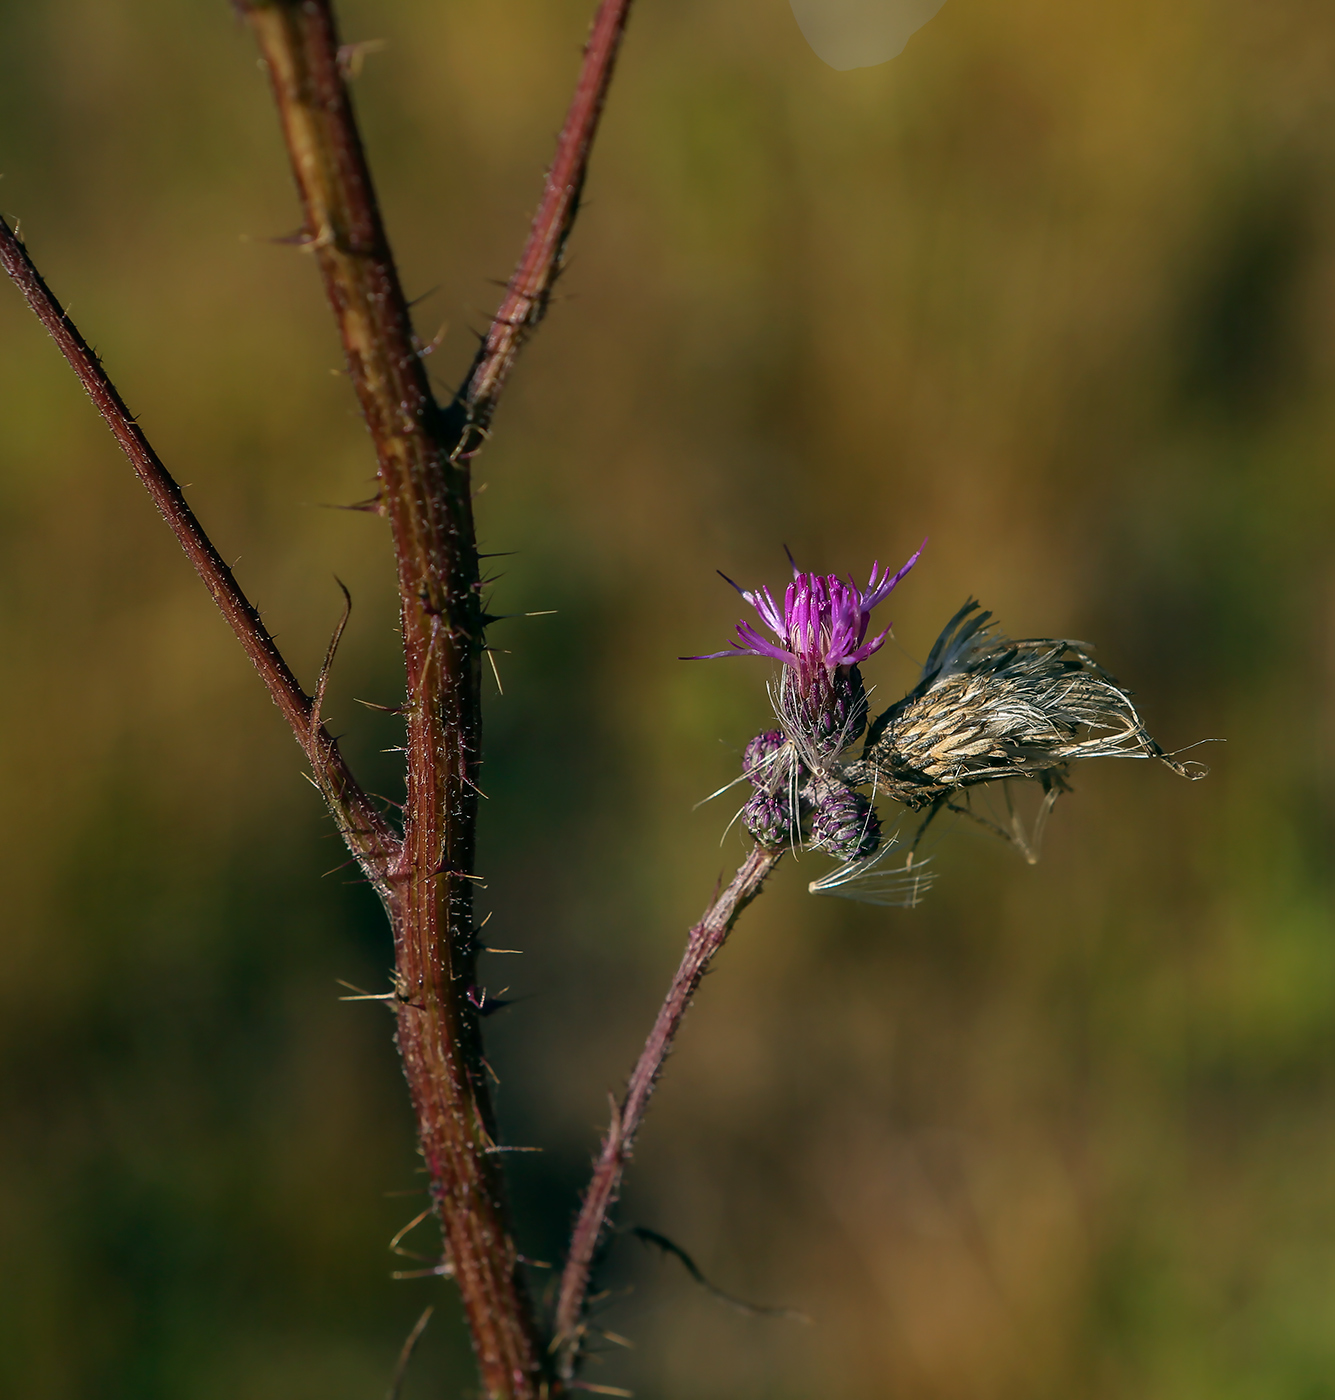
3, 0, 652, 1392
238, 2, 548, 1394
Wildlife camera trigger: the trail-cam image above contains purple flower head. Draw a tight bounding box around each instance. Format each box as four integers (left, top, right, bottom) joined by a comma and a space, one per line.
692, 542, 924, 693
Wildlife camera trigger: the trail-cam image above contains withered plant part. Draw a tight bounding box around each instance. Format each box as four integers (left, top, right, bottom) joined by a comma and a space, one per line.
851, 600, 1199, 805
820, 599, 1205, 895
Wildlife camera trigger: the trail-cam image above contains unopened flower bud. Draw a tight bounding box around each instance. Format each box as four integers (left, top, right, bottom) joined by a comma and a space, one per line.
783, 663, 868, 759
742, 790, 795, 848
742, 729, 789, 788
809, 783, 880, 860
819, 664, 868, 751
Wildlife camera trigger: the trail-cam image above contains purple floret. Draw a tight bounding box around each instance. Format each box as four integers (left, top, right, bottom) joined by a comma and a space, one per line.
690, 542, 924, 692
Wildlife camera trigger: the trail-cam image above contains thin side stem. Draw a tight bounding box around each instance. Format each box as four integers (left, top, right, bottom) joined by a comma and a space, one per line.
238, 4, 547, 1395
456, 0, 636, 451
553, 844, 783, 1378
0, 214, 398, 894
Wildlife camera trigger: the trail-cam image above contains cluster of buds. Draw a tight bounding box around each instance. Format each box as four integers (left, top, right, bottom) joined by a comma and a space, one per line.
692, 544, 1202, 901
736, 725, 882, 860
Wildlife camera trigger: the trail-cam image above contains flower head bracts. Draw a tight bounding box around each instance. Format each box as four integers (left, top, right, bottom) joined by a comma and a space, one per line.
693, 544, 924, 693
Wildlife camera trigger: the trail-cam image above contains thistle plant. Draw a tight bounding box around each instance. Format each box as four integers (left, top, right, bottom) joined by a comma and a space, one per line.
693, 547, 923, 859
555, 548, 1205, 1379
0, 4, 1208, 1397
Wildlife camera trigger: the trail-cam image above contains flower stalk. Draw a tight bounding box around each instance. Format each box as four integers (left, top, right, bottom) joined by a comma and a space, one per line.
459, 0, 636, 452
553, 843, 783, 1380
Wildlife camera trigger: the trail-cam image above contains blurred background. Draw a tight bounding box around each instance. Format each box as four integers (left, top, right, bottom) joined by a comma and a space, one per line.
2, 0, 1333, 1395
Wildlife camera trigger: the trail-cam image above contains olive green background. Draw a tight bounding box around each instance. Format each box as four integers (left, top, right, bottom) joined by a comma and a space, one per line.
2, 0, 1333, 1396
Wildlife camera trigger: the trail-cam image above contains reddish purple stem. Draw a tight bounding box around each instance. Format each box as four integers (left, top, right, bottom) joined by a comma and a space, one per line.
459, 0, 635, 447
553, 843, 783, 1377
0, 214, 398, 893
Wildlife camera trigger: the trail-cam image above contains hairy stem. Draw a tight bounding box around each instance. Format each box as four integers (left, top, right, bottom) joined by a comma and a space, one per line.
554, 844, 783, 1378
457, 0, 636, 451
0, 214, 398, 894
238, 3, 550, 1395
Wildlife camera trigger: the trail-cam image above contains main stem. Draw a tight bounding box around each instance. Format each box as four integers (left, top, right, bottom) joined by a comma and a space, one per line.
553, 844, 782, 1378
241, 4, 545, 1395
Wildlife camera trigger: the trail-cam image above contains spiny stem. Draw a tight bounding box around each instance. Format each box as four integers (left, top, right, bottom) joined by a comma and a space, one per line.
238, 2, 546, 1394
0, 213, 398, 895
457, 0, 637, 452
4, 0, 642, 1385
554, 844, 783, 1380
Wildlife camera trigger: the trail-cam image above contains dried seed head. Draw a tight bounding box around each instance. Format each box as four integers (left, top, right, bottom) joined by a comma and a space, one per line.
859, 601, 1198, 807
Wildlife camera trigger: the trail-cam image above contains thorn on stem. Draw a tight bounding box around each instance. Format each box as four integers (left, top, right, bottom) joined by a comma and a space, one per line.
485, 646, 504, 695
385, 1302, 433, 1400
388, 1206, 435, 1258
390, 1263, 454, 1280
312, 578, 353, 744
323, 493, 385, 514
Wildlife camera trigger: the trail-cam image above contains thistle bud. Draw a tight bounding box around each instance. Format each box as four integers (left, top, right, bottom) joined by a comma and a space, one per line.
809, 782, 881, 860
742, 729, 789, 787
742, 790, 796, 848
